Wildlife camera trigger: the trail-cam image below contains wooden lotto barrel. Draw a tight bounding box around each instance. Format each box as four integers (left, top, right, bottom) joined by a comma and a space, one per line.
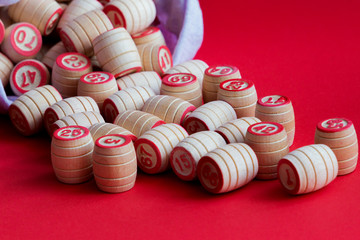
203, 65, 241, 103
103, 86, 155, 123
51, 111, 105, 134
60, 9, 113, 57
52, 52, 93, 98
132, 26, 165, 46
89, 123, 136, 142
51, 125, 94, 184
142, 95, 196, 125
217, 79, 257, 118
197, 143, 258, 194
315, 118, 358, 175
41, 42, 67, 69
137, 44, 173, 76
0, 52, 14, 87
103, 0, 156, 35
170, 131, 226, 181
93, 134, 137, 193
8, 0, 62, 36
10, 59, 50, 96
160, 73, 202, 107
255, 95, 295, 147
9, 85, 62, 136
215, 117, 261, 144
1, 22, 42, 63
77, 71, 118, 111
165, 59, 209, 86
93, 27, 142, 78
134, 123, 188, 174
183, 100, 237, 135
57, 0, 103, 30
116, 71, 162, 94
245, 122, 289, 180
278, 144, 338, 195
113, 110, 165, 138
44, 96, 99, 135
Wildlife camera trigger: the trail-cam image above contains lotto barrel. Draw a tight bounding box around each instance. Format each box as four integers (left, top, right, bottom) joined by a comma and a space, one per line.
93, 134, 137, 193
89, 122, 136, 142
245, 122, 289, 180
103, 0, 156, 35
113, 110, 165, 138
116, 71, 162, 94
51, 111, 105, 134
0, 52, 14, 87
51, 126, 94, 184
77, 71, 118, 110
217, 79, 257, 118
52, 52, 93, 98
278, 144, 338, 195
170, 131, 226, 181
1, 22, 42, 63
142, 95, 196, 125
203, 65, 241, 103
44, 96, 100, 135
134, 123, 188, 174
10, 59, 50, 96
93, 27, 142, 78
60, 9, 113, 57
160, 73, 202, 107
8, 0, 62, 36
215, 117, 261, 144
314, 118, 358, 175
103, 86, 155, 123
183, 100, 237, 134
9, 85, 62, 136
165, 59, 209, 86
255, 95, 295, 146
197, 143, 258, 194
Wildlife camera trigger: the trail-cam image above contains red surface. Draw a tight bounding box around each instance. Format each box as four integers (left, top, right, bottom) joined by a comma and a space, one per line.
2, 0, 360, 239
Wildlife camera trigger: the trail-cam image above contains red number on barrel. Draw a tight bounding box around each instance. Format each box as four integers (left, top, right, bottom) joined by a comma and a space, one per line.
16, 30, 36, 49
202, 165, 218, 187
325, 119, 344, 129
104, 138, 121, 144
21, 70, 36, 88
175, 154, 191, 172
139, 145, 152, 167
252, 125, 276, 134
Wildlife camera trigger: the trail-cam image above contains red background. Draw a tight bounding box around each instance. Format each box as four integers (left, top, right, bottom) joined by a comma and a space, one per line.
1, 0, 360, 239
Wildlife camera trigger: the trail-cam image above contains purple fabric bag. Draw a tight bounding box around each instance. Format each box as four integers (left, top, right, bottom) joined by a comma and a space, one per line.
0, 0, 204, 114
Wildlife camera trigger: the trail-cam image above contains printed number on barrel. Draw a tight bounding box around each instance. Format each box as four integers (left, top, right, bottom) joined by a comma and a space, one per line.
188, 121, 202, 133
160, 49, 171, 71
209, 66, 232, 75
224, 81, 246, 90
11, 110, 26, 131
63, 56, 85, 68
175, 154, 191, 172
252, 124, 276, 134
60, 128, 82, 137
168, 75, 192, 83
85, 73, 106, 83
16, 30, 36, 49
104, 138, 122, 144
325, 119, 344, 129
21, 70, 36, 87
202, 164, 218, 187
264, 96, 286, 105
139, 145, 152, 167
